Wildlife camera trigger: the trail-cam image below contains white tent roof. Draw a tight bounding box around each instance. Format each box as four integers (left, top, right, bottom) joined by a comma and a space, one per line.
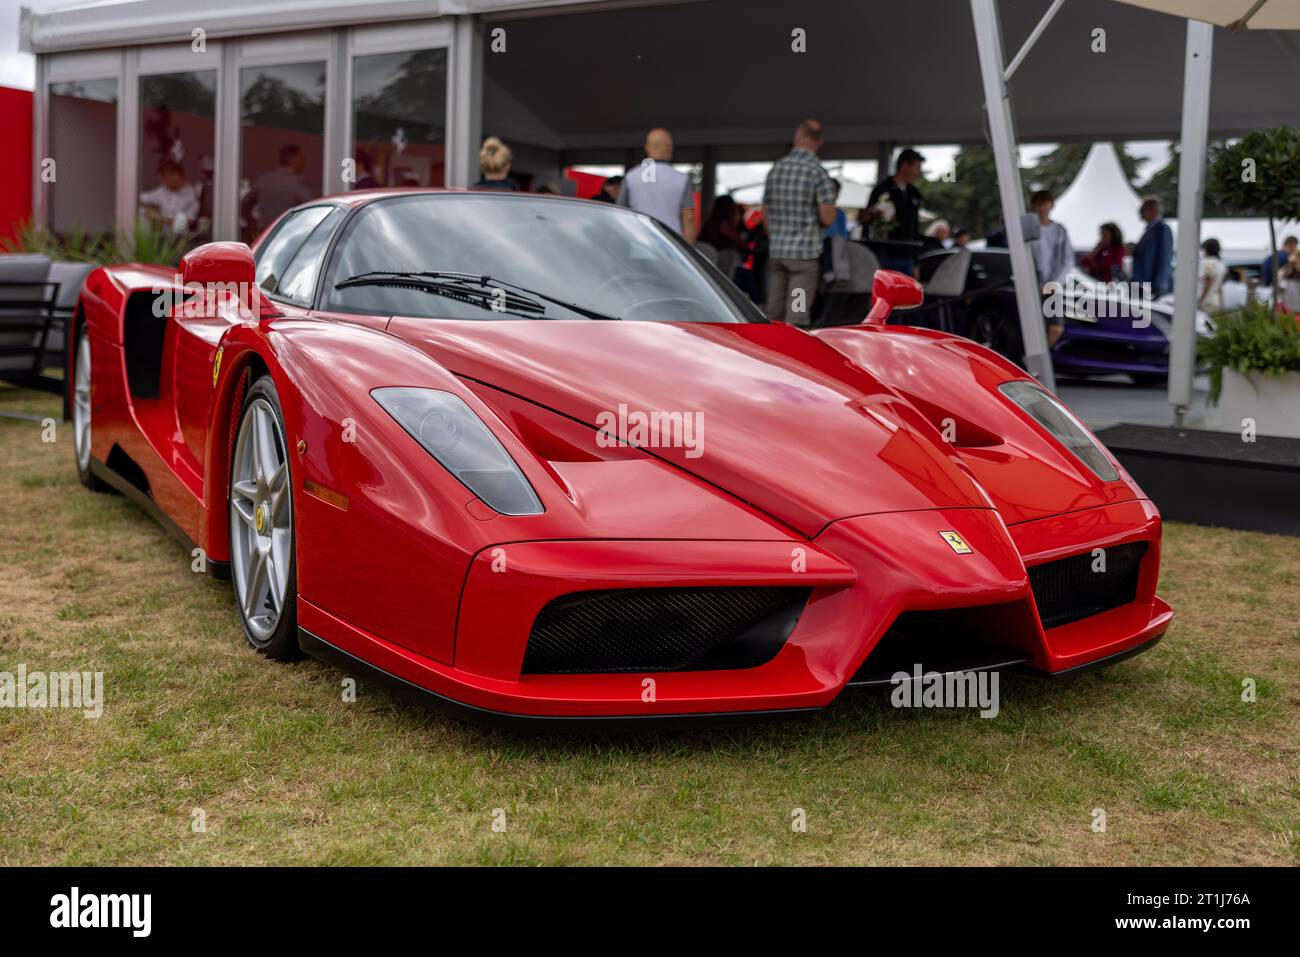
1167, 217, 1300, 264
1052, 143, 1145, 250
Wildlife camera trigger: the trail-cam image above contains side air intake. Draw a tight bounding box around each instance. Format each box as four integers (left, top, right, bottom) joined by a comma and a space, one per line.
521, 586, 811, 675
1028, 541, 1148, 629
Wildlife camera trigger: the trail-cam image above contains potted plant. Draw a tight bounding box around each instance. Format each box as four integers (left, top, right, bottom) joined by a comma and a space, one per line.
1199, 302, 1300, 438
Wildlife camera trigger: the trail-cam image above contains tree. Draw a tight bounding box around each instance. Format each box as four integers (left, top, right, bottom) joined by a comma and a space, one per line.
921, 146, 1005, 238
1209, 127, 1300, 311
1137, 140, 1230, 218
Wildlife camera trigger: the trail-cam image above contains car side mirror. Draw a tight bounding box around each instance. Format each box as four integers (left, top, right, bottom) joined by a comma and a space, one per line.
863, 269, 925, 324
179, 242, 270, 320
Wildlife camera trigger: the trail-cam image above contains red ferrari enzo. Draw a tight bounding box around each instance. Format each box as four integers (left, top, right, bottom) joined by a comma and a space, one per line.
68, 189, 1171, 726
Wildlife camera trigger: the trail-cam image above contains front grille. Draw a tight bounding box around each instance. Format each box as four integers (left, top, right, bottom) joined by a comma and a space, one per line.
1028, 541, 1148, 629
847, 603, 1034, 687
522, 586, 811, 675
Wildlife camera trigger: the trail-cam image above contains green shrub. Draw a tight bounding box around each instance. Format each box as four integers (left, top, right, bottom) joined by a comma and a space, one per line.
3, 217, 190, 266
1197, 301, 1300, 403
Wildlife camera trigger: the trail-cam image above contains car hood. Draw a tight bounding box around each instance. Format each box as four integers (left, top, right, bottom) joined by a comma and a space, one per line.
385, 318, 991, 536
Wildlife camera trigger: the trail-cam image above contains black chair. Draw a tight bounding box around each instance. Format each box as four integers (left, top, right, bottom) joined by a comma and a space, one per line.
814, 241, 879, 327
0, 254, 64, 394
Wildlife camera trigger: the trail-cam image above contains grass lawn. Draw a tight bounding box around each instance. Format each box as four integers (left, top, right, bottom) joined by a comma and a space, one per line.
0, 381, 1296, 866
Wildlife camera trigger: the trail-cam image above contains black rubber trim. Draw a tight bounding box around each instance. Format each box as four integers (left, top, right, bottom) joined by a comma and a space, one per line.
297, 627, 819, 732
845, 629, 1165, 689
846, 653, 1031, 688
1029, 630, 1166, 678
89, 456, 229, 582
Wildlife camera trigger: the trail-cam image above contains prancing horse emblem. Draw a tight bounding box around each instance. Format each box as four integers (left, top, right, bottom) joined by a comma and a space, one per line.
939, 530, 973, 554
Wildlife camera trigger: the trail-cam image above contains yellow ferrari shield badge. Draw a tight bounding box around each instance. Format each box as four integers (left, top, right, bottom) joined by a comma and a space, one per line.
939, 530, 973, 554
212, 347, 223, 386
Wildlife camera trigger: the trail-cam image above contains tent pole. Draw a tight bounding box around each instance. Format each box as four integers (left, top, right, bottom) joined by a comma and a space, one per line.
969, 0, 1055, 391
448, 15, 484, 188
1168, 20, 1214, 426
701, 146, 717, 216
1003, 0, 1067, 82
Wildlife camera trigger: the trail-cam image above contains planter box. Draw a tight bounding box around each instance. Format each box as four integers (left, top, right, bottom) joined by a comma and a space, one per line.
1095, 424, 1300, 537
1208, 369, 1300, 439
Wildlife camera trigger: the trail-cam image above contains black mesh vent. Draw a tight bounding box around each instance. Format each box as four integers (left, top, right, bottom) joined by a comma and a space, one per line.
848, 604, 1034, 686
522, 586, 811, 675
1029, 541, 1148, 629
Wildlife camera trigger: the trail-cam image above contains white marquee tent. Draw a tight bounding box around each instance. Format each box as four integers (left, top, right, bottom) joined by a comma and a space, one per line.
1052, 143, 1145, 252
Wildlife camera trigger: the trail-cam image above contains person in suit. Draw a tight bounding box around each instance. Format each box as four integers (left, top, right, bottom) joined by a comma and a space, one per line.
1131, 197, 1174, 298
1261, 235, 1298, 286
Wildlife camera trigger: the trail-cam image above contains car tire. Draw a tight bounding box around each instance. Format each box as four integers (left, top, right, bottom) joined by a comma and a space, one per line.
1130, 373, 1167, 387
969, 309, 1025, 366
71, 326, 107, 491
229, 374, 300, 660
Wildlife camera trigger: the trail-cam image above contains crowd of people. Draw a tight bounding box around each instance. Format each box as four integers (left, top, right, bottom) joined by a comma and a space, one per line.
171, 126, 1297, 323
1074, 201, 1299, 315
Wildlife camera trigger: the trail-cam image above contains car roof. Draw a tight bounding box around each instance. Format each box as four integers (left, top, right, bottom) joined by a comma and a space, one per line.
315, 186, 614, 211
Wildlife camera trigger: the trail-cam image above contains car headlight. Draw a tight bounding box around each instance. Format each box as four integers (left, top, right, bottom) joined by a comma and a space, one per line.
998, 380, 1119, 482
372, 387, 543, 515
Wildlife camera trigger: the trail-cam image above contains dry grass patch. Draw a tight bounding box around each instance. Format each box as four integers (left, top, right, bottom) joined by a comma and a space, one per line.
0, 382, 1296, 865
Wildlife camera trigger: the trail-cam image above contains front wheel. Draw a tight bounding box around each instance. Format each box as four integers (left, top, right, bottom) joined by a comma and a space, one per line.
229, 375, 299, 660
71, 327, 107, 491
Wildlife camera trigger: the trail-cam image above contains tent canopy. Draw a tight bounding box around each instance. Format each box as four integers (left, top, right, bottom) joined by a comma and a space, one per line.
482, 0, 1300, 160
1110, 0, 1300, 31
27, 0, 1298, 159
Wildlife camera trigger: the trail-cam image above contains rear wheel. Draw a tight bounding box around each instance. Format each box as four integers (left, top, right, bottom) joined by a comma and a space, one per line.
229, 375, 299, 660
71, 328, 106, 491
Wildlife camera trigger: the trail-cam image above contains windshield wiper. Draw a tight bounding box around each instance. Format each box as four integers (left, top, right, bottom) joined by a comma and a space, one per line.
336, 270, 621, 321
335, 271, 549, 319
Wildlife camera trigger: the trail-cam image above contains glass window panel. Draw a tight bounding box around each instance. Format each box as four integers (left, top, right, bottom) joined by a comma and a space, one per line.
139, 71, 216, 250
254, 205, 334, 294
48, 79, 118, 238
276, 207, 345, 303
239, 61, 326, 243
322, 195, 760, 323
351, 49, 447, 190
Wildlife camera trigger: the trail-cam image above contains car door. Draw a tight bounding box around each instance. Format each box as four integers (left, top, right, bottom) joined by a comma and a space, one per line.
173, 205, 345, 474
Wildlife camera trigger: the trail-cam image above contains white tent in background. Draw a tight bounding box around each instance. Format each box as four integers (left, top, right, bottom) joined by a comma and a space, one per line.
1167, 217, 1300, 266
1052, 143, 1145, 251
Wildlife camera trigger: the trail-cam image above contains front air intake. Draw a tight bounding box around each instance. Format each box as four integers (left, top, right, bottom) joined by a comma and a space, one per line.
521, 586, 811, 674
1028, 541, 1148, 629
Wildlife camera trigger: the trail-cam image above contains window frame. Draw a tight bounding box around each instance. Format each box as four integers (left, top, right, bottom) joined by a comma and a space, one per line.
253, 201, 348, 307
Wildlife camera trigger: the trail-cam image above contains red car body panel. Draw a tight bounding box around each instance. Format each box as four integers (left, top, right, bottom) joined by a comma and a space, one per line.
70, 189, 1171, 724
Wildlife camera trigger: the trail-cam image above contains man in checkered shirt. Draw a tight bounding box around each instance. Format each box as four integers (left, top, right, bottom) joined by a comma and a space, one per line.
761, 119, 837, 326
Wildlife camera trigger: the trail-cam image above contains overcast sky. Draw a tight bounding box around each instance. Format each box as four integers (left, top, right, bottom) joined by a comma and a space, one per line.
1, 0, 48, 89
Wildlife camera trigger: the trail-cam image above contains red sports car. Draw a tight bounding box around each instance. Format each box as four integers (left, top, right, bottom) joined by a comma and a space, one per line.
68, 189, 1171, 726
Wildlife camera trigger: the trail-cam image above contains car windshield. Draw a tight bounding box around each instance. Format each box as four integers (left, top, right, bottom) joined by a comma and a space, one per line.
320, 193, 762, 323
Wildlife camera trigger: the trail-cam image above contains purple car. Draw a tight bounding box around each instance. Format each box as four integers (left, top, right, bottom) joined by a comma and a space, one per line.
895, 247, 1203, 383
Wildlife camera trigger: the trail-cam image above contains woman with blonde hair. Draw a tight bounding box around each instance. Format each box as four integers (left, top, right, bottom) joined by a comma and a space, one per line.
473, 136, 518, 191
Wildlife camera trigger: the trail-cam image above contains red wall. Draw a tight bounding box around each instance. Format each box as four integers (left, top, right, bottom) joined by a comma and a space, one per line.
0, 86, 33, 243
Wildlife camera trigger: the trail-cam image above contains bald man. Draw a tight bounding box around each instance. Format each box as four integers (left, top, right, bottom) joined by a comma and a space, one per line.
617, 127, 697, 242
